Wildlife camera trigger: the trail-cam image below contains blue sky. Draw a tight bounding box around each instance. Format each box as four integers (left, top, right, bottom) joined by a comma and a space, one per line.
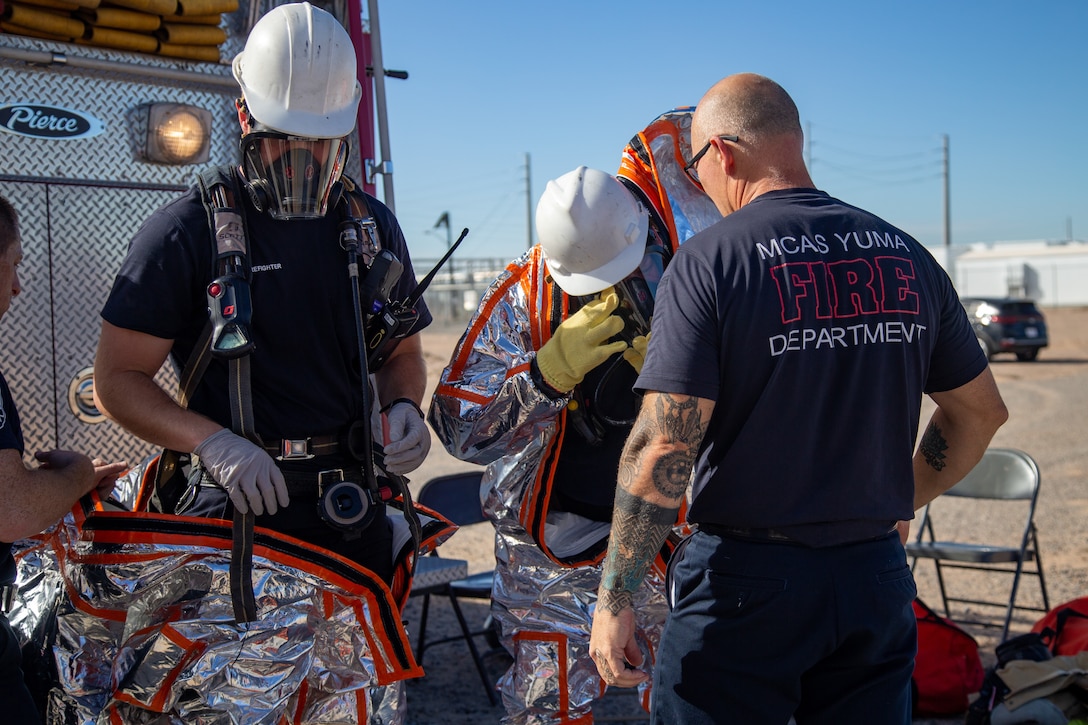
372, 0, 1085, 263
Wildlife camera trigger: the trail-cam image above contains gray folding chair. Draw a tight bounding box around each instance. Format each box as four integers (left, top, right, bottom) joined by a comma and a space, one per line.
907, 447, 1050, 641
411, 470, 500, 705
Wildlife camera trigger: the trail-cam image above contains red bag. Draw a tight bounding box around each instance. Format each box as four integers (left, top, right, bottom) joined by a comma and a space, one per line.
912, 598, 985, 716
1031, 597, 1088, 656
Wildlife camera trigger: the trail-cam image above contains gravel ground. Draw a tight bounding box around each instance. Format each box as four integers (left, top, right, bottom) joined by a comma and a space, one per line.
400, 305, 1088, 725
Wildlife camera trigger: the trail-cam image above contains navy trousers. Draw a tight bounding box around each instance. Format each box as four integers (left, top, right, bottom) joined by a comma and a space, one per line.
651, 529, 917, 725
0, 613, 38, 723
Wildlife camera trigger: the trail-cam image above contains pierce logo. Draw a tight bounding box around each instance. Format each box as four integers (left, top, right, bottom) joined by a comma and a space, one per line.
0, 102, 105, 140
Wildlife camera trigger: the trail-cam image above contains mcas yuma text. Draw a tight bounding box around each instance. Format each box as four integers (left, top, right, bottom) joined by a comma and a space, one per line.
760, 230, 928, 357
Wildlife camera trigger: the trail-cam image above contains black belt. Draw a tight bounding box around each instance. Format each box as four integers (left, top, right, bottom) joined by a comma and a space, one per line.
263, 434, 340, 460
697, 524, 797, 542
698, 523, 899, 545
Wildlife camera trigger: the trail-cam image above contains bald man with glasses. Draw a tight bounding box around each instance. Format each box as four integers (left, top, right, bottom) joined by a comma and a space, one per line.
589, 73, 1008, 723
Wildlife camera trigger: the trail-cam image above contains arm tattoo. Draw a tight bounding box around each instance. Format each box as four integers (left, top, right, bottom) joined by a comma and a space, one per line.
650, 394, 704, 498
919, 422, 949, 471
617, 415, 653, 490
599, 488, 678, 615
617, 393, 705, 498
602, 392, 704, 615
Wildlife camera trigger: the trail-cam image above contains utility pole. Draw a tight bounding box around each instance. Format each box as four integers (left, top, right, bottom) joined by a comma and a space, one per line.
943, 134, 951, 248
434, 211, 453, 282
525, 152, 533, 250
434, 211, 455, 321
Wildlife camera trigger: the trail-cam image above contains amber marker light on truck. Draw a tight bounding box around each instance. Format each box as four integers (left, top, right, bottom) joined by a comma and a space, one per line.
142, 102, 213, 165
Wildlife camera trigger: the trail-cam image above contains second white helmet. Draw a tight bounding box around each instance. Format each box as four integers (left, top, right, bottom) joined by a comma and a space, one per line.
537, 166, 649, 296
232, 2, 362, 138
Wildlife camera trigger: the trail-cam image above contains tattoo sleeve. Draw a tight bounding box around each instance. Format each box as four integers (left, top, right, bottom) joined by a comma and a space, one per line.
599, 487, 679, 614
919, 422, 949, 471
600, 393, 706, 615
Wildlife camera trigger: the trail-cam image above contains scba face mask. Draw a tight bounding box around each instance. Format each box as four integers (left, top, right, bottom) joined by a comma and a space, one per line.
241, 132, 348, 220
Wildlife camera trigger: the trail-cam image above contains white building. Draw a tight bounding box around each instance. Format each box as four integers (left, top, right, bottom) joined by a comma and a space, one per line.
937, 239, 1088, 307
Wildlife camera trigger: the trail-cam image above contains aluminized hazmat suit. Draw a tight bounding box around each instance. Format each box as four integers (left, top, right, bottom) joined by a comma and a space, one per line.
428, 109, 721, 724
8, 466, 456, 723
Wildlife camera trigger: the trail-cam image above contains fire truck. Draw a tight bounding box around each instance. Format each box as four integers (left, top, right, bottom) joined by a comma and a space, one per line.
0, 0, 400, 467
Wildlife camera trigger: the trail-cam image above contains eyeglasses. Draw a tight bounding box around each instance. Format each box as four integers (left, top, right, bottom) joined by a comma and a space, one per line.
684, 134, 740, 185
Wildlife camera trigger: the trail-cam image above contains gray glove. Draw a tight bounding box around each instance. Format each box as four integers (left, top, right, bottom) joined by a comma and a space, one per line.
193, 429, 289, 516
381, 400, 431, 474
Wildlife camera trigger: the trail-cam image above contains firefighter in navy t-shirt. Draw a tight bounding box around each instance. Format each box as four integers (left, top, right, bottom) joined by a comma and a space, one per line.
94, 3, 431, 582
589, 74, 1009, 724
92, 5, 432, 720
0, 194, 126, 720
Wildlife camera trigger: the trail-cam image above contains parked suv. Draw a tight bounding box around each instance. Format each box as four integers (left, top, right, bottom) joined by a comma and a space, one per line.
961, 297, 1048, 361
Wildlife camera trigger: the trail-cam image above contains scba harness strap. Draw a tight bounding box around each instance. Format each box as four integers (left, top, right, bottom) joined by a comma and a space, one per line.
153, 166, 424, 621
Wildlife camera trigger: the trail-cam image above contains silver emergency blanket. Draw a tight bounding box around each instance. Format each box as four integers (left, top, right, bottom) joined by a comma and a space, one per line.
429, 109, 717, 723
10, 488, 454, 724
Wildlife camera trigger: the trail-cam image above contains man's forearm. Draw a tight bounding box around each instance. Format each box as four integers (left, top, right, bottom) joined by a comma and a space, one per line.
374, 333, 427, 406
599, 487, 678, 614
913, 368, 1008, 509
598, 392, 709, 612
96, 369, 221, 453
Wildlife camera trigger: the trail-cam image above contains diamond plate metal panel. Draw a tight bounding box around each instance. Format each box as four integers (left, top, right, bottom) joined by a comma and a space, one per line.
51, 184, 179, 465
0, 180, 179, 466
0, 182, 55, 458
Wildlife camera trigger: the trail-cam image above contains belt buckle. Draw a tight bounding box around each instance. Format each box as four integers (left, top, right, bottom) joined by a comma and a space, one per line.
1, 584, 16, 613
278, 438, 314, 461
316, 468, 346, 495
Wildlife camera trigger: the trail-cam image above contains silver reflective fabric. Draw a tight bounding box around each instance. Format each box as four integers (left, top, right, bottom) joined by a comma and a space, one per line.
10, 496, 432, 723
616, 106, 722, 246
490, 510, 668, 723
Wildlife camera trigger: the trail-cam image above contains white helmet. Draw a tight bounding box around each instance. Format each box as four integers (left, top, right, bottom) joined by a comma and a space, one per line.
232, 2, 361, 139
537, 166, 649, 296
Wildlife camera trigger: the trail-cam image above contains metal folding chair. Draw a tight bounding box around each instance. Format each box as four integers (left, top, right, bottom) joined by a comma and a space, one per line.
411, 470, 499, 705
907, 447, 1050, 641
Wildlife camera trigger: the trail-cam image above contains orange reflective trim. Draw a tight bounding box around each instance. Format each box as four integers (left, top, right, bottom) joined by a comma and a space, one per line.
109, 623, 206, 712
617, 113, 695, 253
153, 624, 206, 712
290, 680, 310, 723
48, 534, 127, 622
133, 453, 160, 512
511, 630, 577, 720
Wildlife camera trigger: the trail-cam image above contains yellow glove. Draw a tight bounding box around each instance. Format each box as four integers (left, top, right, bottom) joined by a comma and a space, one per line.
623, 332, 650, 374
536, 288, 627, 393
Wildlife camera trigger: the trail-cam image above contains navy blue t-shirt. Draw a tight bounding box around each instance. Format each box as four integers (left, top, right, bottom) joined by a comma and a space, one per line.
0, 371, 24, 585
101, 175, 432, 440
636, 189, 987, 546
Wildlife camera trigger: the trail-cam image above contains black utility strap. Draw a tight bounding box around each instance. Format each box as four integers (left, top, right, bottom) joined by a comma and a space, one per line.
199, 169, 260, 624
